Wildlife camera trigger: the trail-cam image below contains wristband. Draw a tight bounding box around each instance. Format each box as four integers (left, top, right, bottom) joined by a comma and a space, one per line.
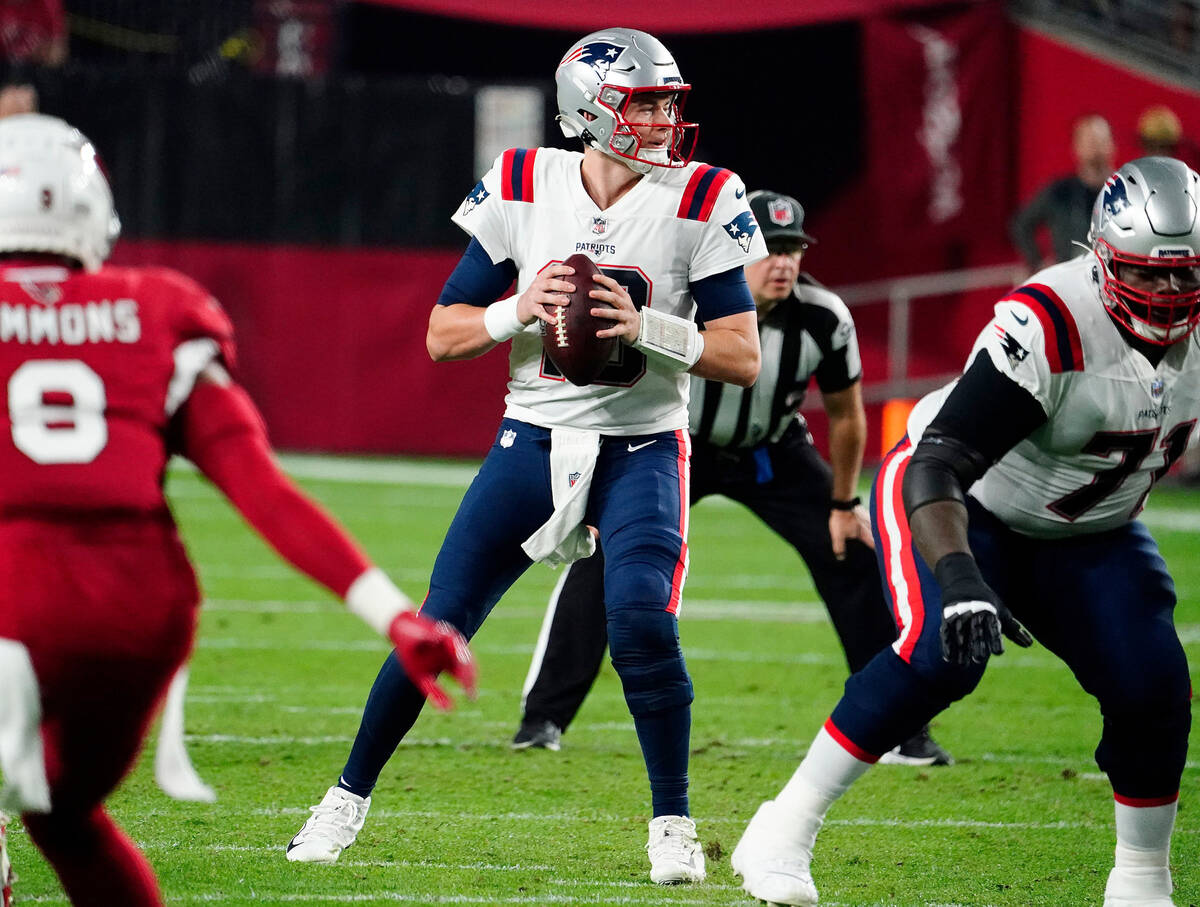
482, 295, 525, 342
345, 567, 412, 637
632, 306, 705, 370
830, 496, 861, 511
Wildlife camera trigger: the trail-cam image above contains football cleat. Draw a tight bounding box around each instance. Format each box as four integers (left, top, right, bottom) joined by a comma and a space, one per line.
510, 718, 562, 751
1, 812, 12, 907
1103, 866, 1175, 906
286, 786, 370, 863
731, 800, 819, 906
877, 725, 955, 767
646, 814, 706, 884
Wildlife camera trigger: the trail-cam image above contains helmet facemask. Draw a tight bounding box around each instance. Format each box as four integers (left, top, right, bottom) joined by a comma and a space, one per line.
1094, 238, 1200, 345
596, 85, 696, 172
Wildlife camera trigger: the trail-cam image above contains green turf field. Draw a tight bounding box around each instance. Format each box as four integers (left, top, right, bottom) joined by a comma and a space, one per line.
6, 453, 1199, 906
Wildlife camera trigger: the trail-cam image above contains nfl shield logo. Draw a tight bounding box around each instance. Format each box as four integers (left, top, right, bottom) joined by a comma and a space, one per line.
768, 198, 795, 227
592, 216, 607, 235
1151, 378, 1165, 399
568, 471, 581, 488
500, 429, 516, 448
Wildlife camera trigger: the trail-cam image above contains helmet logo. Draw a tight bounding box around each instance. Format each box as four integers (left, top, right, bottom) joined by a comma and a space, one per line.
723, 211, 759, 253
1100, 175, 1132, 225
560, 41, 627, 81
767, 199, 794, 227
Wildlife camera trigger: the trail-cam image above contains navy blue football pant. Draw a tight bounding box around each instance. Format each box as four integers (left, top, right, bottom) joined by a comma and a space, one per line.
828, 440, 1191, 800
340, 419, 695, 814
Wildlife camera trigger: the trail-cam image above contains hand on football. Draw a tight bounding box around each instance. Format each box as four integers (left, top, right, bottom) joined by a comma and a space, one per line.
387, 611, 478, 711
518, 263, 577, 327
589, 272, 640, 344
935, 553, 1032, 666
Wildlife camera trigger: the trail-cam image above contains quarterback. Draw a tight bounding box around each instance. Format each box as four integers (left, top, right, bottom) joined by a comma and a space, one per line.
288, 27, 765, 883
0, 114, 474, 907
733, 157, 1200, 906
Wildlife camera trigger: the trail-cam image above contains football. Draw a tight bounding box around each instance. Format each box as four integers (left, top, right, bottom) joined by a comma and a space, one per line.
541, 253, 616, 386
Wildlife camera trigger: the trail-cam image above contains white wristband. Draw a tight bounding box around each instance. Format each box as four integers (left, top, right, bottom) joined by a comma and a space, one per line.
632, 307, 705, 370
483, 295, 525, 342
345, 567, 412, 637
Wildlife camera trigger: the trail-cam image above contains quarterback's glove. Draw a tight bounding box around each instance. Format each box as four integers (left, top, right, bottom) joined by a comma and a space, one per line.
934, 552, 1032, 666
387, 612, 478, 711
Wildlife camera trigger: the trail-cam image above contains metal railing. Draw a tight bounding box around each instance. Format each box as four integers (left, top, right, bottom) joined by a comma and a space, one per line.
833, 262, 1028, 403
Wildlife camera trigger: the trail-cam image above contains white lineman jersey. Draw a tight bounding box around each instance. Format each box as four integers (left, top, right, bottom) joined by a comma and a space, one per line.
451, 147, 767, 435
908, 256, 1200, 538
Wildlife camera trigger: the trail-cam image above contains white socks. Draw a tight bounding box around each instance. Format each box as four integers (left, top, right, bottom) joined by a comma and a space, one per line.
771, 726, 874, 849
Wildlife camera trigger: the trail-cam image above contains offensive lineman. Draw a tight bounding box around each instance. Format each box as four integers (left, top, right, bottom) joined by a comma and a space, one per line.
0, 114, 475, 907
732, 157, 1199, 906
288, 27, 765, 883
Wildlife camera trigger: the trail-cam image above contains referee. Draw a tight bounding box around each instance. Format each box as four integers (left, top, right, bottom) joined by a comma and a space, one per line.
512, 190, 952, 766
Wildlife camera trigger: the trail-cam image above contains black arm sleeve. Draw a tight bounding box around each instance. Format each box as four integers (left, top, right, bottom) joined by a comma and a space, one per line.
901, 353, 1049, 518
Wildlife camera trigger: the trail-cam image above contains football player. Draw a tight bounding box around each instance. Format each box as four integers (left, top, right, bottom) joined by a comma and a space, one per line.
288, 27, 765, 884
0, 113, 475, 907
732, 157, 1200, 906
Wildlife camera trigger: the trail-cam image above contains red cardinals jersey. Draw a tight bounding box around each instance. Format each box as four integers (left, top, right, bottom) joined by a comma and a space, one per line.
0, 262, 235, 517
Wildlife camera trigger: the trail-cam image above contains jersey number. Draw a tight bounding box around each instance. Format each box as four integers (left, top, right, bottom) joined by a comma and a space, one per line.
1047, 422, 1195, 521
9, 360, 108, 464
541, 265, 651, 387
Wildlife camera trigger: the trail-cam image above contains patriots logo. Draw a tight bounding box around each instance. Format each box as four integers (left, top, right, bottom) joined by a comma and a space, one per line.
559, 41, 627, 80
461, 180, 489, 216
723, 211, 759, 253
995, 325, 1029, 368
1101, 175, 1131, 223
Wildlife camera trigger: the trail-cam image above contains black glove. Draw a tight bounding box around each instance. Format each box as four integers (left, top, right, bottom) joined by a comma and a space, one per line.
933, 552, 1033, 666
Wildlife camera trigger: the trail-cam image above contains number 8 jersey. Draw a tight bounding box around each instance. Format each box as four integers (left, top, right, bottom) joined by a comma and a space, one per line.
0, 261, 234, 516
907, 256, 1200, 538
452, 147, 767, 435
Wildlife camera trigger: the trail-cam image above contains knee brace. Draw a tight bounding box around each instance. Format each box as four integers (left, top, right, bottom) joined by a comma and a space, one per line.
606, 605, 693, 717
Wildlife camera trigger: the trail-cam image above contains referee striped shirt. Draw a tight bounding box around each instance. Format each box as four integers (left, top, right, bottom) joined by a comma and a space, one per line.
688, 275, 861, 448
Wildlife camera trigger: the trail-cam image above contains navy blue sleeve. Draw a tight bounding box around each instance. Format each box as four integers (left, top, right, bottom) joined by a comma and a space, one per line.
690, 266, 755, 324
436, 237, 519, 307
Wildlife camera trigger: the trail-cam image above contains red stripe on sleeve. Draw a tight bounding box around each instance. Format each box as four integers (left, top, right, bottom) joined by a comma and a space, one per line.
520, 148, 537, 203
696, 168, 733, 222
500, 148, 516, 201
823, 717, 880, 764
1028, 282, 1083, 368
676, 164, 712, 219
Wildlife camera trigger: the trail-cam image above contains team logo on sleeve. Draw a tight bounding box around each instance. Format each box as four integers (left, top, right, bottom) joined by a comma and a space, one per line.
723, 211, 759, 253
461, 180, 490, 216
995, 325, 1029, 368
559, 41, 627, 79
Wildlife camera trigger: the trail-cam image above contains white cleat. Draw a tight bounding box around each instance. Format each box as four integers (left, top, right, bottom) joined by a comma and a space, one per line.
1, 812, 13, 907
731, 800, 819, 906
286, 786, 371, 863
1103, 866, 1175, 906
646, 814, 706, 884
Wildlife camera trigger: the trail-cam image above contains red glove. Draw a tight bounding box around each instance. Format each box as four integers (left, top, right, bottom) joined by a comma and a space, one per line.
387, 611, 478, 711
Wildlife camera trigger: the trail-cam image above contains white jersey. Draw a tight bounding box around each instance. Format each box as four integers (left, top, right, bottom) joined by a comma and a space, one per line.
908, 256, 1200, 539
451, 147, 767, 435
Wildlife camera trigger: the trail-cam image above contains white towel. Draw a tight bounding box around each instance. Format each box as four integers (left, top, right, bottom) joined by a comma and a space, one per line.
521, 428, 601, 567
0, 639, 51, 814
154, 666, 217, 803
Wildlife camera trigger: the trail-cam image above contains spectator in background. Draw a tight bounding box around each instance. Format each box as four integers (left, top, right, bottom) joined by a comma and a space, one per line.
0, 82, 35, 119
0, 0, 66, 66
510, 190, 953, 769
1138, 105, 1183, 156
1009, 113, 1114, 270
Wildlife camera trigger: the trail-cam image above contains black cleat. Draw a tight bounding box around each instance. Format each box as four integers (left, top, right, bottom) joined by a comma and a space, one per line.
878, 725, 954, 766
511, 718, 562, 751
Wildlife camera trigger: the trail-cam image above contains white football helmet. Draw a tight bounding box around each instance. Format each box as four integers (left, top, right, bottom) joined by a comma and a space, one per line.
555, 27, 697, 174
0, 113, 120, 271
1089, 156, 1200, 345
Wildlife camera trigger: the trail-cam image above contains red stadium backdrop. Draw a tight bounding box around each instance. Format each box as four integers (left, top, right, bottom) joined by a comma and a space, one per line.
115, 12, 1200, 461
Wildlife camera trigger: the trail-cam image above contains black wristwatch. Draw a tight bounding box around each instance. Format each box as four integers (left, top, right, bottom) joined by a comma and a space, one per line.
830, 496, 861, 511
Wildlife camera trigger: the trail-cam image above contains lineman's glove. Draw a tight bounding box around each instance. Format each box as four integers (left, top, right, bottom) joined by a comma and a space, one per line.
934, 552, 1032, 666
387, 612, 478, 711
